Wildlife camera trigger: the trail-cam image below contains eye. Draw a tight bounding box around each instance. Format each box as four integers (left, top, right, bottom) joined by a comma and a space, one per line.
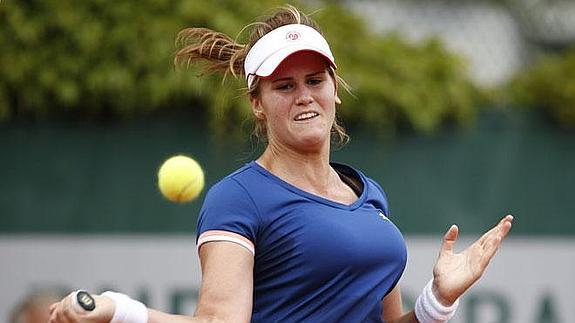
275, 83, 294, 91
307, 78, 323, 86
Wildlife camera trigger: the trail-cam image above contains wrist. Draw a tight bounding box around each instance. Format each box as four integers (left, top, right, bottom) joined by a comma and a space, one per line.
431, 280, 456, 307
415, 279, 459, 323
102, 291, 148, 323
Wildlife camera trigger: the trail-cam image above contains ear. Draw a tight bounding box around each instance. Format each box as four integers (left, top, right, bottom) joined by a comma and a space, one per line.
250, 95, 265, 119
331, 73, 341, 105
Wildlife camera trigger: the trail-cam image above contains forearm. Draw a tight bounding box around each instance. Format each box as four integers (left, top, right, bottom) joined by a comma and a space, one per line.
386, 310, 418, 323
382, 280, 459, 323
148, 309, 228, 323
148, 295, 251, 323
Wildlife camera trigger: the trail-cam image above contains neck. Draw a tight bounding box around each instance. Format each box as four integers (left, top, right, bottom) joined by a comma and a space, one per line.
257, 141, 335, 193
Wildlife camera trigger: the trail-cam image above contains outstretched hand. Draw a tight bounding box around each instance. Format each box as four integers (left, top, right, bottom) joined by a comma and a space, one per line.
432, 214, 514, 305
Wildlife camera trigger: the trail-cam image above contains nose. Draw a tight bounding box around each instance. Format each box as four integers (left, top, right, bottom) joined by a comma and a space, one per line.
295, 87, 314, 106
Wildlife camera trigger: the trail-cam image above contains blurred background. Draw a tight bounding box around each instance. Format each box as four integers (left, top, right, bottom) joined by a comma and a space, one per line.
1, 0, 574, 322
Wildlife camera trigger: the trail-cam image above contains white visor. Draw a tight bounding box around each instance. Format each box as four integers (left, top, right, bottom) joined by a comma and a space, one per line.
244, 24, 336, 88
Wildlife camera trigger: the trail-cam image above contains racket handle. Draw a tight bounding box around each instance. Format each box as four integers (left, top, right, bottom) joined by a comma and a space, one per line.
75, 290, 96, 311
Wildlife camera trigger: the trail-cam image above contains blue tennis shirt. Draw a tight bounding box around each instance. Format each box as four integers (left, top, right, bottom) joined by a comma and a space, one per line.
197, 161, 407, 322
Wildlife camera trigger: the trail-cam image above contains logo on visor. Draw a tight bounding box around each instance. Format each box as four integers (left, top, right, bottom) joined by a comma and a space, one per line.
285, 31, 301, 41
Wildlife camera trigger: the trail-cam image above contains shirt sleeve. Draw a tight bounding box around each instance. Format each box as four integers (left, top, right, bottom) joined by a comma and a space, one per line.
196, 177, 260, 255
367, 178, 391, 217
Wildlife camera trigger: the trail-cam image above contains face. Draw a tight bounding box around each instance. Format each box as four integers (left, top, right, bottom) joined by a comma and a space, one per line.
251, 51, 338, 153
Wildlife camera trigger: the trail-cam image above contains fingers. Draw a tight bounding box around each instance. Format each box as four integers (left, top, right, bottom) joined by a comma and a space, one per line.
503, 214, 514, 222
49, 301, 72, 323
48, 302, 59, 323
478, 214, 514, 247
62, 294, 76, 322
499, 216, 513, 240
48, 292, 81, 323
49, 302, 58, 315
49, 298, 66, 323
498, 214, 514, 230
479, 233, 503, 269
493, 214, 513, 242
440, 224, 459, 253
478, 215, 514, 268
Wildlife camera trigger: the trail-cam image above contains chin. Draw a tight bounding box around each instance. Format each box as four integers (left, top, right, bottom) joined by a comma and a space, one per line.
295, 133, 330, 151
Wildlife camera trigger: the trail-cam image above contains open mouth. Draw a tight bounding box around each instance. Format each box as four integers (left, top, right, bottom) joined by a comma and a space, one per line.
294, 111, 319, 121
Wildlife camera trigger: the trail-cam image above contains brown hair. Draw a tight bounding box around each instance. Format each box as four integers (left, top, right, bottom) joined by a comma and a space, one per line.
175, 5, 349, 146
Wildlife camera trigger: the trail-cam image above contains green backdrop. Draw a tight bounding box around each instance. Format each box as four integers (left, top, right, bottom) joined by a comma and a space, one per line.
1, 108, 573, 235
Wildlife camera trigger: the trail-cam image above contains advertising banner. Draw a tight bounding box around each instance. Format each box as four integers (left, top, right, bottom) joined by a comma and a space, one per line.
2, 235, 573, 323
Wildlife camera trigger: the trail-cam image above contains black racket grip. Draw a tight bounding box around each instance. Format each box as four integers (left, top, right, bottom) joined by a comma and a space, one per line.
76, 290, 96, 311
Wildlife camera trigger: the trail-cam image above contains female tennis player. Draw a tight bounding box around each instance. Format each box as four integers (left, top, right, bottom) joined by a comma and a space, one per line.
49, 5, 513, 323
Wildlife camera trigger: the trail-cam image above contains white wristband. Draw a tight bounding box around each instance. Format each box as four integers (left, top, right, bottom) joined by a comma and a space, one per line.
102, 291, 148, 323
414, 279, 459, 323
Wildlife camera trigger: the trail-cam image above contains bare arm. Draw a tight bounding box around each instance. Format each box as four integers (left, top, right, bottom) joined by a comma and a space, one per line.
381, 215, 513, 323
381, 286, 418, 323
49, 241, 254, 323
147, 241, 254, 323
192, 241, 254, 322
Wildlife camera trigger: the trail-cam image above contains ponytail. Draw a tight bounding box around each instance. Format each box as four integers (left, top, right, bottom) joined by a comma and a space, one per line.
174, 28, 247, 78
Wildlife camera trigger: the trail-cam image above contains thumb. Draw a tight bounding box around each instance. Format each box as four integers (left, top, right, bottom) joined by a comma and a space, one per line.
440, 224, 459, 254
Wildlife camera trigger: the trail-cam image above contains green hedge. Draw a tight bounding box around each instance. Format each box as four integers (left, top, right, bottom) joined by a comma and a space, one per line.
508, 49, 575, 129
0, 0, 481, 135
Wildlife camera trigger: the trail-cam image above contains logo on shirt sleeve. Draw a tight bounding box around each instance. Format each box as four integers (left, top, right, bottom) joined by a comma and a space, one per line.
378, 211, 389, 221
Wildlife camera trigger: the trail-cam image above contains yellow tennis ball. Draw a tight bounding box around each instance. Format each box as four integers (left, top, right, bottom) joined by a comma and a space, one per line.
158, 155, 205, 203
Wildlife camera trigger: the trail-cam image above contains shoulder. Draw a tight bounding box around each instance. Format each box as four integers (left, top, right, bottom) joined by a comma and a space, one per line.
198, 163, 263, 244
204, 162, 260, 202
201, 161, 276, 220
364, 176, 391, 216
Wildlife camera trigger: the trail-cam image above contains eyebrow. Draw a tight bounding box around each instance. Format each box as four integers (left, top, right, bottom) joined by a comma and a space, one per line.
271, 70, 326, 83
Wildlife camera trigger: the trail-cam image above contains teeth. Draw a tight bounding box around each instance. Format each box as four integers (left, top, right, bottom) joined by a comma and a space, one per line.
295, 112, 318, 121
